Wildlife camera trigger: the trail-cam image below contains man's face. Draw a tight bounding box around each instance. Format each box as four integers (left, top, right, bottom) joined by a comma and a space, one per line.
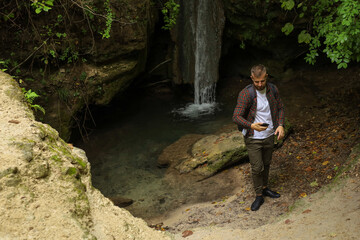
251, 72, 267, 91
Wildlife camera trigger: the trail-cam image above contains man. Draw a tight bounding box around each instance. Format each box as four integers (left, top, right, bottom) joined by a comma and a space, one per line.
233, 64, 285, 211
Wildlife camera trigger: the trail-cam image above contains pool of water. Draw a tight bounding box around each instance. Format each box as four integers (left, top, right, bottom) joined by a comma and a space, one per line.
73, 85, 235, 218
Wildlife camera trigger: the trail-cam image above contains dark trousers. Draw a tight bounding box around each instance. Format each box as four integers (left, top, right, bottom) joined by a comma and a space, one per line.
245, 135, 274, 195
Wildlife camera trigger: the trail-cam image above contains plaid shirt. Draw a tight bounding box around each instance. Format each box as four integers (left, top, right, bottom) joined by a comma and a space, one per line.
232, 83, 285, 137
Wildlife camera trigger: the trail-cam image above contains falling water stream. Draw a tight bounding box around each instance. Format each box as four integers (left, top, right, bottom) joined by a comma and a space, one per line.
175, 0, 224, 118
193, 0, 216, 105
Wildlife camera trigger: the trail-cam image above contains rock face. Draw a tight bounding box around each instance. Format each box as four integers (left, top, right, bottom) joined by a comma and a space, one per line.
159, 131, 248, 178
32, 0, 158, 140
0, 71, 170, 239
43, 58, 146, 140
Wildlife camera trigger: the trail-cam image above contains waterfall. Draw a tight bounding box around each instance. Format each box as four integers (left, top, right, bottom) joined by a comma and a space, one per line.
193, 0, 216, 105
173, 0, 225, 118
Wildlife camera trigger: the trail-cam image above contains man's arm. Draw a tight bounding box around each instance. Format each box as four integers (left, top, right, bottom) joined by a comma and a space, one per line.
232, 89, 252, 129
274, 85, 285, 140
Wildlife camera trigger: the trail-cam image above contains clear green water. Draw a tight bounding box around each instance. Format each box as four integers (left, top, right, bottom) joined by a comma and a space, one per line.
73, 86, 234, 218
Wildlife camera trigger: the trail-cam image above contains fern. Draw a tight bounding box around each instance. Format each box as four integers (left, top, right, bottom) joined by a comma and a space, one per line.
22, 88, 46, 114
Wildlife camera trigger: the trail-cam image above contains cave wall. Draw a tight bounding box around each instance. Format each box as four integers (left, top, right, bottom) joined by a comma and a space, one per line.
3, 0, 160, 140
45, 0, 158, 140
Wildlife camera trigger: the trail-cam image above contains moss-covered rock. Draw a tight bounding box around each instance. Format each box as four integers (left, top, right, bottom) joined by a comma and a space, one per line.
176, 131, 248, 177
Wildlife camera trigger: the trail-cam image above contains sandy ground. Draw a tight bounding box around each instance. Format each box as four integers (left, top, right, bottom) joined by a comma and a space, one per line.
170, 174, 360, 240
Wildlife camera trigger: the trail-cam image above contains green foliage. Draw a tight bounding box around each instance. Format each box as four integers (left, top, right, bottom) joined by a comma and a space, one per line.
280, 0, 295, 10
100, 0, 113, 39
59, 47, 79, 64
239, 41, 245, 49
298, 30, 311, 44
280, 0, 360, 69
281, 22, 294, 35
2, 12, 15, 22
31, 0, 54, 14
0, 57, 21, 74
161, 0, 180, 30
22, 88, 46, 114
0, 60, 8, 72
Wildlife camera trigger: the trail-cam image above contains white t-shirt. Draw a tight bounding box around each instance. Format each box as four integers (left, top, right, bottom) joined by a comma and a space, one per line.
242, 87, 274, 139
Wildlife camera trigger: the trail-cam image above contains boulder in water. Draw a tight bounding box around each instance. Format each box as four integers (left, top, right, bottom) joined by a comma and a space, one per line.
175, 131, 248, 177
158, 131, 248, 178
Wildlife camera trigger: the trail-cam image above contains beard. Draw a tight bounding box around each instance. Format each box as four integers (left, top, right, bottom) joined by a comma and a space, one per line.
254, 85, 266, 91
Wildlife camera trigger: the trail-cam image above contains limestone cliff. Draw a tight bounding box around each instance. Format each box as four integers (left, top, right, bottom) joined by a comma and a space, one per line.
0, 71, 171, 239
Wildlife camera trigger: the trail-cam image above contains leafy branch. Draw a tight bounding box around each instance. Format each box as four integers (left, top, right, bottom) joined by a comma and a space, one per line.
280, 0, 360, 69
161, 0, 180, 30
31, 0, 54, 14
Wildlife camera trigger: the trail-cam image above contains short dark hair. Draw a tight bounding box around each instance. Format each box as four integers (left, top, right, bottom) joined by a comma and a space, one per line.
251, 64, 267, 78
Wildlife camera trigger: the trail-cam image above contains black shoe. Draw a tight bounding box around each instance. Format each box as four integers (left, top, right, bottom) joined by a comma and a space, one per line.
251, 196, 264, 211
262, 188, 280, 198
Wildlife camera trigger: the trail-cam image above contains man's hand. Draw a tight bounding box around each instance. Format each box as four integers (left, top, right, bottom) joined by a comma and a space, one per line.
275, 126, 285, 140
251, 122, 268, 132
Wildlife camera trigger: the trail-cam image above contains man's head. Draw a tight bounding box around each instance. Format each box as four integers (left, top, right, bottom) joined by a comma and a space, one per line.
251, 64, 268, 91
